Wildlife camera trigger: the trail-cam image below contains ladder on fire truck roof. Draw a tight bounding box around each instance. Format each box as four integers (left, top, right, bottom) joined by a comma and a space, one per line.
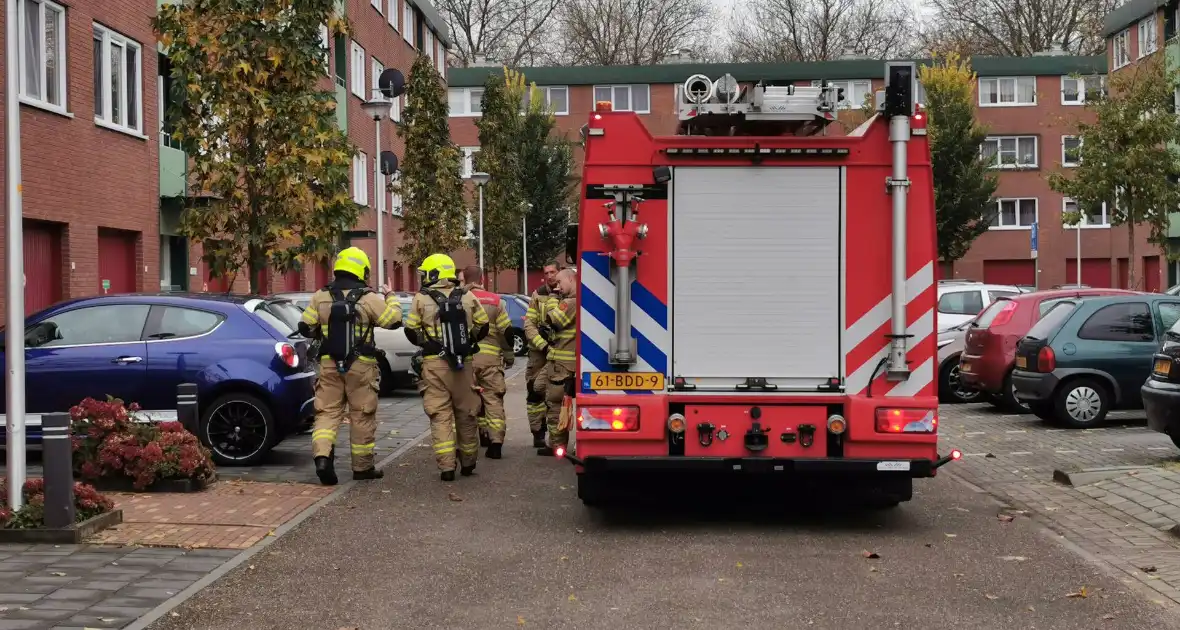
676, 73, 851, 137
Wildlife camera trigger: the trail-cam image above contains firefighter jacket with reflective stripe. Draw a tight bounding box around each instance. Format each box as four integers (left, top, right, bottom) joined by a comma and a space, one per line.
544, 294, 577, 369
300, 285, 403, 366
406, 283, 489, 363
524, 288, 557, 354
464, 284, 513, 359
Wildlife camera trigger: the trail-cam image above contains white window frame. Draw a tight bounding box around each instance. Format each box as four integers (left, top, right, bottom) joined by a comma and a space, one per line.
1061, 75, 1104, 105
1113, 29, 1131, 69
522, 86, 569, 115
350, 42, 365, 98
449, 87, 483, 116
1139, 16, 1158, 58
371, 0, 381, 13
390, 173, 403, 216
402, 2, 414, 45
989, 198, 1038, 230
978, 76, 1037, 107
371, 57, 384, 102
390, 94, 402, 122
464, 211, 476, 239
353, 152, 369, 206
981, 135, 1039, 169
376, 170, 386, 213
592, 84, 651, 114
319, 24, 330, 74
424, 29, 435, 65
437, 42, 447, 75
1062, 197, 1111, 229
811, 79, 872, 110
18, 0, 68, 113
93, 24, 144, 136
1061, 135, 1081, 167
387, 0, 398, 29
460, 146, 480, 178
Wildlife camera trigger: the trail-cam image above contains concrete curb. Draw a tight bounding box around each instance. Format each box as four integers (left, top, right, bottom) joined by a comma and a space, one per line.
122, 426, 432, 630
1051, 465, 1153, 487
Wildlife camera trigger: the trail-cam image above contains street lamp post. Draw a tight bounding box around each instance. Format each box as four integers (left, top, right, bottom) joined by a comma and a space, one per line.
521, 202, 532, 294
1076, 220, 1082, 286
6, 0, 28, 510
472, 172, 490, 270
362, 96, 391, 287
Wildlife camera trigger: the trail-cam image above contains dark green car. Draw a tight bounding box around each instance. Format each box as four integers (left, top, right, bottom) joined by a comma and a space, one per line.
1010, 294, 1179, 428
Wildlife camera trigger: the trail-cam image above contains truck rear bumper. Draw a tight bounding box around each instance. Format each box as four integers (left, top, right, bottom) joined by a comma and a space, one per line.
578, 456, 936, 478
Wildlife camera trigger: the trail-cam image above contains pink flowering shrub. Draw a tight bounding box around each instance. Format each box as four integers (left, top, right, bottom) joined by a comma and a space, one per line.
70, 397, 215, 490
0, 476, 114, 529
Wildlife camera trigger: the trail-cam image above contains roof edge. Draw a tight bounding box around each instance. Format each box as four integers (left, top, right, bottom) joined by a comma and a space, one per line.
408, 0, 451, 47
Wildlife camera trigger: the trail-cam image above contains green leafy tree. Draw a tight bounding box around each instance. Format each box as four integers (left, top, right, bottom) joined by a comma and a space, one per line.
155, 0, 357, 292
395, 54, 468, 267
472, 69, 528, 287
918, 52, 999, 262
519, 87, 575, 273
1048, 56, 1180, 288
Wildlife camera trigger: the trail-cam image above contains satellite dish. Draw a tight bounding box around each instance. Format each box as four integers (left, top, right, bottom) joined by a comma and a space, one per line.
380, 150, 399, 176
714, 73, 740, 104
378, 68, 406, 99
682, 74, 714, 104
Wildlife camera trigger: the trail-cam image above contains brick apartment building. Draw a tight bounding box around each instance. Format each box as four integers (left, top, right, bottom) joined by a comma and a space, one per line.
0, 0, 449, 318
448, 53, 1166, 293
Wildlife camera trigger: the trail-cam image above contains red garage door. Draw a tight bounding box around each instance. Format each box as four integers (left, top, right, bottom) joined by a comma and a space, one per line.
283, 268, 302, 291
982, 259, 1035, 286
98, 228, 138, 294
315, 260, 332, 288
1065, 258, 1112, 287
1145, 256, 1162, 293
937, 261, 953, 281
24, 220, 62, 315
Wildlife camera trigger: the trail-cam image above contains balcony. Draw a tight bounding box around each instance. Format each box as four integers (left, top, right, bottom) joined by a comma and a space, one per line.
159, 143, 186, 198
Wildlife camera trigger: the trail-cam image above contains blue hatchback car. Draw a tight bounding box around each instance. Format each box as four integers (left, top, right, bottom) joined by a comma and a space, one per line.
0, 293, 317, 466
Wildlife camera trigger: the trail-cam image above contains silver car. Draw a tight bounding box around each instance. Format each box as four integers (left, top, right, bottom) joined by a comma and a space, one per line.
937, 317, 981, 404
273, 291, 418, 394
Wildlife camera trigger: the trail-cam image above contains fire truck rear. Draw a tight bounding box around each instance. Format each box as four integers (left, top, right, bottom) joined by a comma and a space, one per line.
559, 63, 961, 507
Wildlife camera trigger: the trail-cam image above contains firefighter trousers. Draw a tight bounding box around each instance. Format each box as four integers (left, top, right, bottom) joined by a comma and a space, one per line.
420, 359, 481, 471
545, 361, 575, 448
472, 355, 507, 443
311, 359, 380, 472
525, 351, 549, 433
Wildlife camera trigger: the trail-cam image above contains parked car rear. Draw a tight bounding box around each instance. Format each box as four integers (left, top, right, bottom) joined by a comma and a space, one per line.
1142, 315, 1180, 448
936, 281, 1023, 332
0, 293, 317, 466
937, 317, 981, 404
959, 288, 1141, 412
1012, 294, 1180, 427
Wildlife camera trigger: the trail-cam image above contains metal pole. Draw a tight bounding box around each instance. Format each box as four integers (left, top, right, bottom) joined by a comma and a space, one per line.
1076, 222, 1082, 286
886, 114, 911, 381
40, 413, 74, 528
6, 0, 28, 511
522, 214, 528, 294
478, 184, 485, 270
374, 119, 384, 288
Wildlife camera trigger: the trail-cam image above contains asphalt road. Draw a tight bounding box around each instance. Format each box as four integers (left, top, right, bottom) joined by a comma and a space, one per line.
150, 383, 1180, 630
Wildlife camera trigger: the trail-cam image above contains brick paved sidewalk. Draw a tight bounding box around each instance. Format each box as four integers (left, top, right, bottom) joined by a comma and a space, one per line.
942, 402, 1180, 606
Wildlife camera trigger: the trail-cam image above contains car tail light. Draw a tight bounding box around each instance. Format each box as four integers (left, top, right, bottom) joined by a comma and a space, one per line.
275, 342, 299, 368
1037, 346, 1056, 372
1153, 356, 1173, 379
988, 301, 1018, 328
578, 406, 639, 431
875, 408, 937, 433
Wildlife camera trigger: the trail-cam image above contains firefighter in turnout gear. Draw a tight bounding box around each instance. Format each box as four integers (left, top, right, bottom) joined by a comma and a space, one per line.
405, 254, 490, 481
523, 263, 561, 447
461, 266, 514, 459
539, 268, 578, 456
298, 247, 404, 486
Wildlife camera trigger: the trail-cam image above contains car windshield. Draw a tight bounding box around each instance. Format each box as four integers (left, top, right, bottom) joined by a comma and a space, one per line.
1037, 297, 1076, 317
974, 299, 1012, 328
1026, 301, 1077, 340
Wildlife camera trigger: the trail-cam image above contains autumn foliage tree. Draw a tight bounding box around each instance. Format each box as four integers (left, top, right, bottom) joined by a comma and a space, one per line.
1048, 57, 1180, 288
395, 54, 468, 268
919, 52, 999, 262
155, 0, 357, 292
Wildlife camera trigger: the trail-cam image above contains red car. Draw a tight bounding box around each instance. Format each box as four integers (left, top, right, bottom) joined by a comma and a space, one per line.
958, 288, 1140, 412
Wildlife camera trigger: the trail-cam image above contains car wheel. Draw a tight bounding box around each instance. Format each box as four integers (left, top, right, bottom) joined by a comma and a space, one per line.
939, 358, 981, 404
512, 331, 526, 356
998, 371, 1031, 414
200, 392, 277, 467
1053, 378, 1110, 429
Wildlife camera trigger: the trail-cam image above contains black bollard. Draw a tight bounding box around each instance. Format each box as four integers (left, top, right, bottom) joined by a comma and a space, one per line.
177, 383, 199, 434
41, 413, 75, 529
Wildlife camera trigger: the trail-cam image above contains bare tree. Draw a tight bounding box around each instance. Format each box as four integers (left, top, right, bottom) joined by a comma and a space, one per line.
437, 0, 563, 67
919, 0, 1118, 56
553, 0, 717, 66
727, 0, 918, 63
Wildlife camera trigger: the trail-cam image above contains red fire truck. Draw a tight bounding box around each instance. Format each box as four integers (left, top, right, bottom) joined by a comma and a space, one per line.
558, 63, 960, 507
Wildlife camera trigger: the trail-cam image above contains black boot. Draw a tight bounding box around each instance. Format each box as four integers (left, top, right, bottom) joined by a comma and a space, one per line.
353, 468, 384, 480
531, 430, 546, 448
460, 464, 476, 476
480, 431, 492, 447
536, 446, 556, 456
487, 443, 503, 459
314, 456, 338, 486
440, 470, 456, 482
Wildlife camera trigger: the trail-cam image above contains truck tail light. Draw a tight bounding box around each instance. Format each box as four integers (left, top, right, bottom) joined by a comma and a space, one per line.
578, 406, 639, 431
875, 408, 937, 433
1037, 346, 1056, 372
275, 342, 299, 368
988, 301, 1018, 328
667, 413, 686, 434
